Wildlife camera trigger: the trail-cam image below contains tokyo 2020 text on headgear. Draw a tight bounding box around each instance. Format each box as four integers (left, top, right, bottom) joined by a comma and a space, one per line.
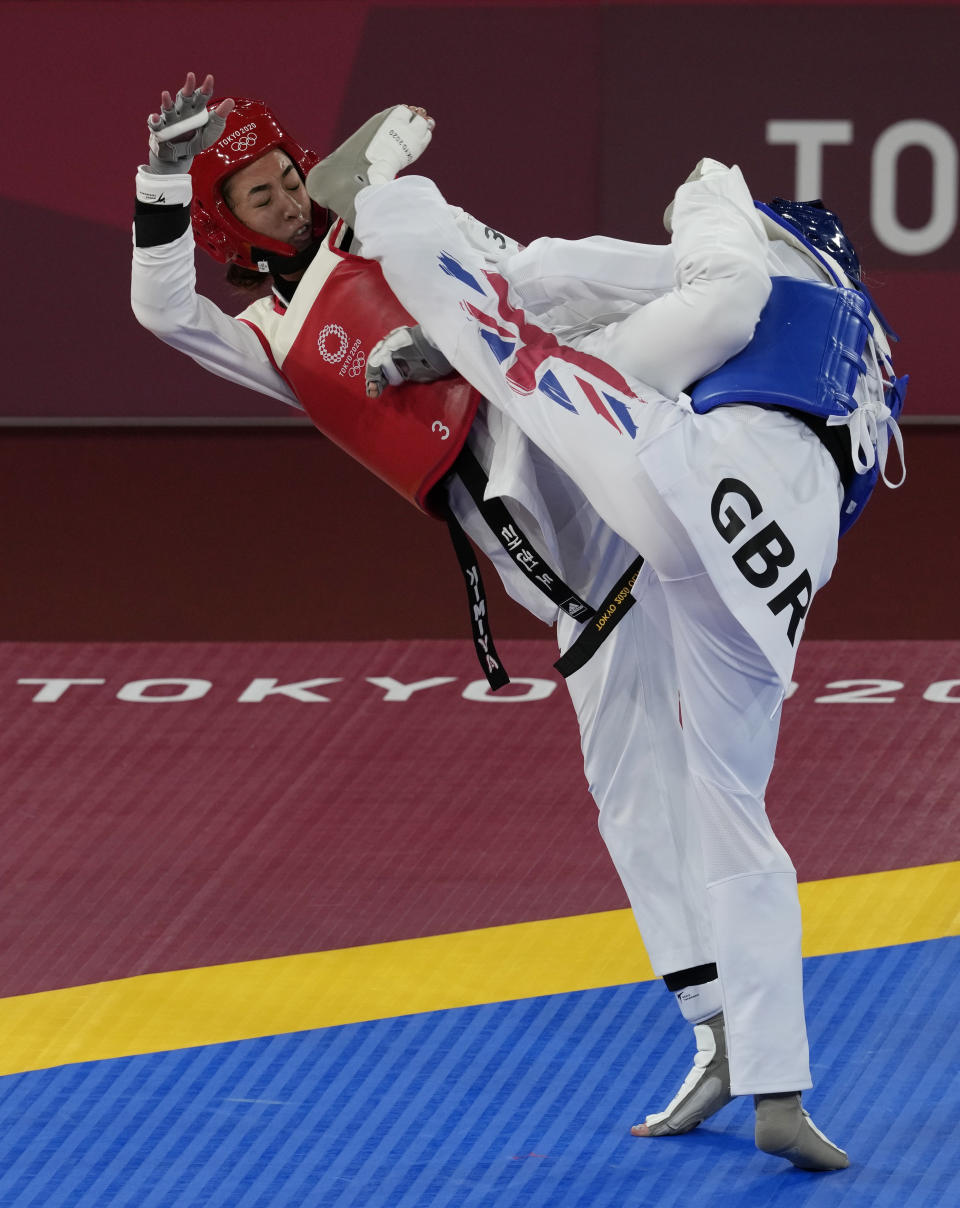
191, 98, 328, 273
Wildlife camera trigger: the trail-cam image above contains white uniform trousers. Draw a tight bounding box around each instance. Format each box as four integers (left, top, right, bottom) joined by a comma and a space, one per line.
357, 175, 846, 1093
450, 455, 716, 978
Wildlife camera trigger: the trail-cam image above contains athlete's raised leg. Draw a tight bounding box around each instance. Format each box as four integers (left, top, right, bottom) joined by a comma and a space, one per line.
357, 170, 848, 1169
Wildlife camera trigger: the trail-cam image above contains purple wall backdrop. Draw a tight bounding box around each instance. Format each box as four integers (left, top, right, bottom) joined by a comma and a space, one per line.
1, 1, 955, 642
4, 0, 957, 417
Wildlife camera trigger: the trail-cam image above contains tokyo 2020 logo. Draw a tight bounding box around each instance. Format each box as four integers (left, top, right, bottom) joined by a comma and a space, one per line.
318, 324, 366, 380
318, 325, 349, 363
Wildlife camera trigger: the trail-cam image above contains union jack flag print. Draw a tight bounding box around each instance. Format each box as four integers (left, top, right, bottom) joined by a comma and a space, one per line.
438, 252, 644, 439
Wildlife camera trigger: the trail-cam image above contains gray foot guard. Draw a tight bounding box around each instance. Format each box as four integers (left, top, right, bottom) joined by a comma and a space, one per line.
755, 1093, 850, 1171
306, 108, 393, 229
632, 1012, 733, 1136
306, 106, 431, 229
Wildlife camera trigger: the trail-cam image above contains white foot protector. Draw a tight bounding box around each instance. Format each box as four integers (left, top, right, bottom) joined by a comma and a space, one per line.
632, 1012, 733, 1137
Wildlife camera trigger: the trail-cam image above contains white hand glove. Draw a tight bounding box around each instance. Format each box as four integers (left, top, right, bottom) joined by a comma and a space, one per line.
365, 325, 453, 398
147, 85, 227, 175
306, 105, 434, 227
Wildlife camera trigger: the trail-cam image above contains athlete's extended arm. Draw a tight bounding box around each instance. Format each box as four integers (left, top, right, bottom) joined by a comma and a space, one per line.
131, 72, 300, 407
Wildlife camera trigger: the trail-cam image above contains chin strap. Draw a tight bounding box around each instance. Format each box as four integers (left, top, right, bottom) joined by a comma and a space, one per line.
250, 206, 331, 276
254, 239, 325, 277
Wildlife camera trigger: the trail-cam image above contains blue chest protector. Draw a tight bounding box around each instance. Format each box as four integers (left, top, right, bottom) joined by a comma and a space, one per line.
689, 200, 908, 535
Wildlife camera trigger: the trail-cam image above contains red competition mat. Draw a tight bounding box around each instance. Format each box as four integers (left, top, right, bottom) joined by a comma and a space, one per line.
1, 639, 957, 997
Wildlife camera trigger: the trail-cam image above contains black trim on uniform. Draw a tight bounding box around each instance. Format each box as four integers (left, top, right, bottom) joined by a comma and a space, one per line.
663, 963, 719, 992
134, 200, 191, 248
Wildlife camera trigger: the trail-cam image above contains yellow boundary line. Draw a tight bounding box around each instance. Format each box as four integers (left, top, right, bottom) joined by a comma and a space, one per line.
1, 863, 956, 1077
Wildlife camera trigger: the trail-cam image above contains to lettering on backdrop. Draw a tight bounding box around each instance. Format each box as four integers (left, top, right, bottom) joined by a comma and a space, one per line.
767, 119, 958, 255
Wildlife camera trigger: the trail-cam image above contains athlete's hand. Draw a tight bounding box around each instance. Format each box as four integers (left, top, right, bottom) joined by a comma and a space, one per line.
306, 104, 435, 228
365, 325, 453, 398
364, 105, 435, 185
147, 72, 235, 174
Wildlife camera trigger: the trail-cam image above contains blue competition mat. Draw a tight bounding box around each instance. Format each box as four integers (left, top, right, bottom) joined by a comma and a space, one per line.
0, 939, 957, 1207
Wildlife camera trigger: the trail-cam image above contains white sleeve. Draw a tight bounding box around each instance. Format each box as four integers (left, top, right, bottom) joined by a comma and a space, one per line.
554, 163, 772, 398
448, 207, 521, 264
130, 168, 300, 409
502, 235, 676, 327
355, 203, 521, 268
447, 211, 678, 337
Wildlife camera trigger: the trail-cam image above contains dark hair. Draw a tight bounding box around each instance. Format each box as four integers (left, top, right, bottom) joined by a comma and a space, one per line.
225, 262, 272, 294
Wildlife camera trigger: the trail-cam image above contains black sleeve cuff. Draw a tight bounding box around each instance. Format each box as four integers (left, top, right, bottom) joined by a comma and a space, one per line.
134, 200, 191, 248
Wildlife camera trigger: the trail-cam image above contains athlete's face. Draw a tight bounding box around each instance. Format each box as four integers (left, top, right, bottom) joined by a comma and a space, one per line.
223, 149, 313, 250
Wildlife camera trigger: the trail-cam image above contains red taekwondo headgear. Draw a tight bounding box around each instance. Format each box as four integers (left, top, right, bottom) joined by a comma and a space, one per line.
191, 99, 328, 272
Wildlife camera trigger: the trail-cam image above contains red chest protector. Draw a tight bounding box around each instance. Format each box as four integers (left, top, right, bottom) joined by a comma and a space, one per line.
275, 243, 480, 516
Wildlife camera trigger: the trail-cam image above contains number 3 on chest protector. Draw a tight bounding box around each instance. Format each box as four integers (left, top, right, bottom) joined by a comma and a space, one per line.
711, 477, 813, 646
432, 420, 451, 440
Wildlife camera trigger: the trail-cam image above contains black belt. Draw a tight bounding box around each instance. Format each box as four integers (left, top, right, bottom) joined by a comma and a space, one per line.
446, 447, 644, 689
444, 510, 510, 691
